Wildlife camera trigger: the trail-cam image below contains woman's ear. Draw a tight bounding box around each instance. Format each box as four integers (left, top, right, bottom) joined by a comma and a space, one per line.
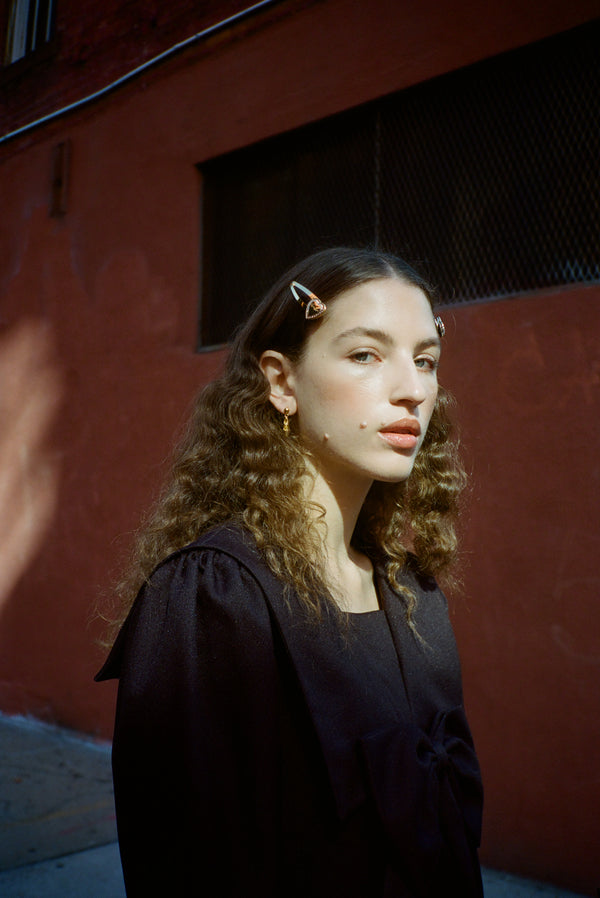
259, 350, 297, 415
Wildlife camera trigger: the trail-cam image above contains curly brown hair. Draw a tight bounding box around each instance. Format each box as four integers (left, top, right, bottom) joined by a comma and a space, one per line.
111, 247, 466, 638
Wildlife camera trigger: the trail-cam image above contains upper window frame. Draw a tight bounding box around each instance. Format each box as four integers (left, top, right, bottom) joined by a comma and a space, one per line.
4, 0, 55, 66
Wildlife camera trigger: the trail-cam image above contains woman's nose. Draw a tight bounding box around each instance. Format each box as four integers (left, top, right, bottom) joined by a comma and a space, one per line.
389, 361, 427, 406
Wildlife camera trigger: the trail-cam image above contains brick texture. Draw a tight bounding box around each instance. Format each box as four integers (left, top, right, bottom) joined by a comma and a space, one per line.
0, 0, 277, 137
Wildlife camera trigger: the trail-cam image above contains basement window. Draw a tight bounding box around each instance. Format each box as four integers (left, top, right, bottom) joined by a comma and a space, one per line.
4, 0, 55, 65
199, 20, 599, 348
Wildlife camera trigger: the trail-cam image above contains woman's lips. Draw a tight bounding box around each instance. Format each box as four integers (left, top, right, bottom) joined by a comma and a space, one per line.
378, 418, 421, 450
378, 431, 419, 450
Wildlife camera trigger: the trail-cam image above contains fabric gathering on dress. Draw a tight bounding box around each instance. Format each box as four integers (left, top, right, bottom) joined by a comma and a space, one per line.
96, 524, 483, 898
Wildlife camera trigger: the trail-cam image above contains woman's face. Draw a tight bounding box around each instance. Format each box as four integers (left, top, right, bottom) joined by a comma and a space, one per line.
289, 277, 440, 487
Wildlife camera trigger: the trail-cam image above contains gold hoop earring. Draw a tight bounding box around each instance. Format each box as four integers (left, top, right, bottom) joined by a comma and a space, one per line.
282, 408, 290, 435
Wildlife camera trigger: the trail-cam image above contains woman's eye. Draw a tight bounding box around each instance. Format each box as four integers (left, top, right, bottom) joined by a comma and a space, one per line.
415, 356, 439, 371
350, 350, 378, 363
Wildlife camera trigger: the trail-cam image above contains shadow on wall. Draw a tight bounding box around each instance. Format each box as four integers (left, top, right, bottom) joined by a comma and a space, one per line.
0, 205, 223, 732
0, 319, 63, 612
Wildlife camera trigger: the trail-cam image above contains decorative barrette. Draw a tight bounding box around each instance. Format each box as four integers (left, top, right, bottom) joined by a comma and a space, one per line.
434, 316, 445, 339
290, 281, 327, 320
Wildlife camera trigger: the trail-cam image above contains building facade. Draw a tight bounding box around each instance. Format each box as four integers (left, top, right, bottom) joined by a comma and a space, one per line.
1, 0, 599, 892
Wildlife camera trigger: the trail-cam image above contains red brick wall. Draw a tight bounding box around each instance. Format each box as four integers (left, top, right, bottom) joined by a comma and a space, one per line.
0, 0, 598, 892
0, 0, 295, 136
2, 0, 598, 143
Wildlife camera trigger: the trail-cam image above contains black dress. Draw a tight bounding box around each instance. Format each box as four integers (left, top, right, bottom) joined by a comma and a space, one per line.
96, 524, 483, 898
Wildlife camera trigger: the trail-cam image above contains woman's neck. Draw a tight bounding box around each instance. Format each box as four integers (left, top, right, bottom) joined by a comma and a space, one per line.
306, 469, 379, 612
308, 468, 369, 554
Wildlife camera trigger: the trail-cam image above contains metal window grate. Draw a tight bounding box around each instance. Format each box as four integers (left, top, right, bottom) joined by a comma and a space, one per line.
200, 20, 599, 346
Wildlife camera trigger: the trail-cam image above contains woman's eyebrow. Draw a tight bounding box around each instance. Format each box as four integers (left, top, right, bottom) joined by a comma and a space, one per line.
333, 327, 394, 345
333, 327, 441, 352
415, 336, 441, 352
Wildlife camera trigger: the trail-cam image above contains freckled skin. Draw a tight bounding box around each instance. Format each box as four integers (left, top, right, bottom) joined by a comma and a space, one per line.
289, 279, 440, 489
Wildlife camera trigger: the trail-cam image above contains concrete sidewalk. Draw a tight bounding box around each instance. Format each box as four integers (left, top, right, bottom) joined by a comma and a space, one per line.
0, 713, 589, 898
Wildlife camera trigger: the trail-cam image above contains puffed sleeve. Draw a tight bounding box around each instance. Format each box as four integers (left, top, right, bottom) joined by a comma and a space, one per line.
99, 548, 281, 897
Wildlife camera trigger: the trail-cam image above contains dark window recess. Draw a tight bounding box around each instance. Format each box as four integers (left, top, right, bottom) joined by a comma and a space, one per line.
200, 20, 599, 347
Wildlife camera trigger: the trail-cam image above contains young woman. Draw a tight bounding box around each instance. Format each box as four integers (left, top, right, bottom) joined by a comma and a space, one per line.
97, 247, 483, 898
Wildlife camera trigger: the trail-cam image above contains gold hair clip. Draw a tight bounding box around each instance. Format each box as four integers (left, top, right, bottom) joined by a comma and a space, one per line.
290, 281, 327, 320
434, 316, 445, 338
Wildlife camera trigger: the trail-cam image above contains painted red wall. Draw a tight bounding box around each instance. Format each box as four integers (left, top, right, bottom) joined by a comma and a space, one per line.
0, 0, 598, 892
442, 288, 600, 893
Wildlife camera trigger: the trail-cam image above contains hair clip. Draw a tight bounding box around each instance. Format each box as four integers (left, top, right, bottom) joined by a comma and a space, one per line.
290, 281, 327, 320
434, 316, 445, 339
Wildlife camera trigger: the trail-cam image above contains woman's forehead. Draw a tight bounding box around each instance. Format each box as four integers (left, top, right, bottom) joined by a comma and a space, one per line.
317, 278, 434, 334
